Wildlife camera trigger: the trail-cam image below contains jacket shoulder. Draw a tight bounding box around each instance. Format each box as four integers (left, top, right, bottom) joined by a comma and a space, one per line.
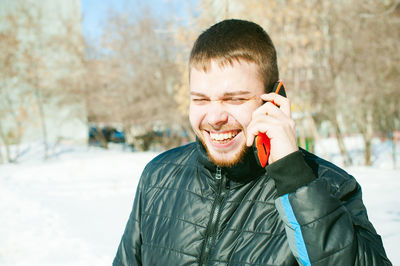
300, 148, 358, 195
139, 142, 198, 186
149, 142, 198, 167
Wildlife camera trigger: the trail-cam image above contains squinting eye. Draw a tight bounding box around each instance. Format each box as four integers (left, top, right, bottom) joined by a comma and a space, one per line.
224, 98, 248, 104
192, 98, 209, 104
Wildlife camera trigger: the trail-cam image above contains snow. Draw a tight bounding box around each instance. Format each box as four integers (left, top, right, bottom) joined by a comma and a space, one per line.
0, 144, 158, 266
348, 166, 400, 262
0, 140, 399, 265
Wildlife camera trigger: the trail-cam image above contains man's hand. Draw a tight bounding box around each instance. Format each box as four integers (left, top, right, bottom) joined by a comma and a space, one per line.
246, 93, 298, 164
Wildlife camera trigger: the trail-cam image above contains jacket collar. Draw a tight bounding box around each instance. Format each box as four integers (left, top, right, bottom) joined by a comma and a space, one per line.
196, 138, 266, 183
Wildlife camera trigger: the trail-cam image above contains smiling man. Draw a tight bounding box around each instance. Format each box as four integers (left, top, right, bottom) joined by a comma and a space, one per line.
189, 60, 266, 167
113, 19, 391, 266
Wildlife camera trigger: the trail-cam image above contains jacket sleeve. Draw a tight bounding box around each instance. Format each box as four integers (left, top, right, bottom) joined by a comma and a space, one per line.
113, 180, 143, 266
267, 150, 392, 266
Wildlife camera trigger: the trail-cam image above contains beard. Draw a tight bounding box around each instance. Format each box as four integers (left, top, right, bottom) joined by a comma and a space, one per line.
198, 134, 250, 167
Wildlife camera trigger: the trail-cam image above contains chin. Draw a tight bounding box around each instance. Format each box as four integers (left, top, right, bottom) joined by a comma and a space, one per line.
205, 142, 248, 167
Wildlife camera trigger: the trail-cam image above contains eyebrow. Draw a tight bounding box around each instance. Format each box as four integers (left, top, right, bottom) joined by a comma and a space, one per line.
223, 91, 252, 97
190, 91, 252, 97
190, 92, 208, 97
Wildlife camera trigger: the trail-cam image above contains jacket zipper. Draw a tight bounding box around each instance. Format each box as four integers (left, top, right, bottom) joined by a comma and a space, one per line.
199, 166, 228, 265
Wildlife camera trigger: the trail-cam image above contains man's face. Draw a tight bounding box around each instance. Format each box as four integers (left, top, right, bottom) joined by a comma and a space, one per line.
189, 60, 265, 167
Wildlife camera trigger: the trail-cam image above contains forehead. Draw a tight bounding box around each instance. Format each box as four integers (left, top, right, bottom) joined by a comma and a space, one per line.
189, 60, 264, 96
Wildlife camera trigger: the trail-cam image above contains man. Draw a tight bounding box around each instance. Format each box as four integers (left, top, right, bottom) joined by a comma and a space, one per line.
113, 19, 391, 265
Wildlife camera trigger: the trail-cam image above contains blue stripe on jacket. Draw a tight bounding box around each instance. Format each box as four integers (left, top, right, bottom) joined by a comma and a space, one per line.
280, 194, 311, 266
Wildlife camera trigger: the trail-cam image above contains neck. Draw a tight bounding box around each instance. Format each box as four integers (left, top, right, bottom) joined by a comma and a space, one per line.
196, 139, 265, 182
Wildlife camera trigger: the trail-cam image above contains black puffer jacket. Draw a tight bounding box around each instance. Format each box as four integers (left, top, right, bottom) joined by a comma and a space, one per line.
113, 141, 391, 265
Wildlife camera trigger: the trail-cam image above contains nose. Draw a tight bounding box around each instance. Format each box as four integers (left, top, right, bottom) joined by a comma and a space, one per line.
207, 101, 229, 129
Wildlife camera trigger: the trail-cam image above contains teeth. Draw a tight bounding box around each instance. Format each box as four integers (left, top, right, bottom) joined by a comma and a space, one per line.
210, 131, 238, 142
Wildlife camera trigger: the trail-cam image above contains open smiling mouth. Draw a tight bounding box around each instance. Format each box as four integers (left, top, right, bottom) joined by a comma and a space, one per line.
206, 130, 241, 144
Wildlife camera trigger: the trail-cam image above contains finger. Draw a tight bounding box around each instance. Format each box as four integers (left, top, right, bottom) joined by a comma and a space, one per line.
252, 101, 284, 120
246, 133, 256, 147
246, 123, 272, 147
247, 116, 283, 136
246, 117, 280, 146
246, 113, 296, 146
251, 110, 294, 131
261, 93, 291, 117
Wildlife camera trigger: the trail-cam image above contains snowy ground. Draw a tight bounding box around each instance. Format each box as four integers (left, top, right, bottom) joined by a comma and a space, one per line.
0, 139, 399, 265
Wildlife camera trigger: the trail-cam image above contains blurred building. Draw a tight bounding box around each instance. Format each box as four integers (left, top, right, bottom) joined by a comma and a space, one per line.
0, 0, 87, 147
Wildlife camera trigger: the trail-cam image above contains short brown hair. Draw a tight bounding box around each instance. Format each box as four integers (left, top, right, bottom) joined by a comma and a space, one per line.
189, 19, 279, 92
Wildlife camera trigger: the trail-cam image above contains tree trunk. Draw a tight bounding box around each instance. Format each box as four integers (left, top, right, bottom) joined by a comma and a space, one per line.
307, 112, 323, 154
0, 123, 10, 163
393, 131, 398, 170
364, 138, 372, 166
362, 111, 374, 166
34, 86, 49, 159
333, 116, 352, 167
0, 122, 12, 163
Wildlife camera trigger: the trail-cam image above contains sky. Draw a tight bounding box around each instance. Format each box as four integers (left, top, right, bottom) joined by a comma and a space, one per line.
80, 0, 126, 39
80, 0, 193, 42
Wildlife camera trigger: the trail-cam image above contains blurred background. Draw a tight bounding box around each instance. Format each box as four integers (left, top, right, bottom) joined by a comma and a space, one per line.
0, 0, 399, 265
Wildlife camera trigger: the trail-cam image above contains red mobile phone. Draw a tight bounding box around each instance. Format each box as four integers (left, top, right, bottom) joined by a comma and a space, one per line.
253, 80, 287, 167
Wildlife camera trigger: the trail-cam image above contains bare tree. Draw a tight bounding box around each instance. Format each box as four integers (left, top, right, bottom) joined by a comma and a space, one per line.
178, 0, 400, 166
0, 2, 87, 162
85, 5, 186, 150
349, 0, 400, 165
0, 9, 36, 162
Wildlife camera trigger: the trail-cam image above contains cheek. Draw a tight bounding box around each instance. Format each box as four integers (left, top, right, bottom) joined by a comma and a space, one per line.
236, 114, 253, 131
189, 105, 202, 130
230, 106, 256, 128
